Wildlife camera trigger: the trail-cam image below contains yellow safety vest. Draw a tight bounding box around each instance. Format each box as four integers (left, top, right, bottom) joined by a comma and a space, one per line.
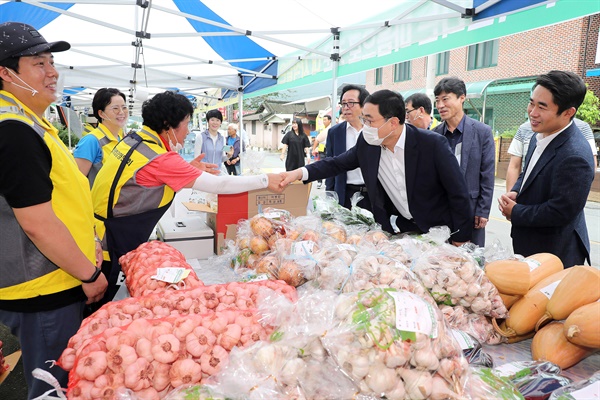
0, 91, 95, 300
86, 123, 123, 186
92, 127, 175, 260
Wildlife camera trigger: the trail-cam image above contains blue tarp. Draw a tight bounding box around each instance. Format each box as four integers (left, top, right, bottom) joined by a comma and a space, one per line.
0, 0, 276, 96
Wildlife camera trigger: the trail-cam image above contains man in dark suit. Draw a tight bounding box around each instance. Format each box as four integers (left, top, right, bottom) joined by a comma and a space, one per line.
499, 71, 595, 268
325, 84, 371, 210
281, 89, 473, 244
433, 77, 495, 247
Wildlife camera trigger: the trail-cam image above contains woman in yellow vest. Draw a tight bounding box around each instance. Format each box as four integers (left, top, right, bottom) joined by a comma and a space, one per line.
91, 91, 283, 307
73, 88, 126, 186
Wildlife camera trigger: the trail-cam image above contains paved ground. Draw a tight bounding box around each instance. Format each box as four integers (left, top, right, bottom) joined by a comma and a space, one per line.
1, 151, 598, 399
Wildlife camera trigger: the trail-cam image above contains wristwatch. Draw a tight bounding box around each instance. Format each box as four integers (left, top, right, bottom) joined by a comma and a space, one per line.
81, 266, 101, 284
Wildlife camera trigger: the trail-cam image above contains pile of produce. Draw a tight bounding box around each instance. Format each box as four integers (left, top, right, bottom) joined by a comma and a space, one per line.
65, 310, 273, 399
119, 240, 204, 297
190, 287, 475, 399
58, 280, 297, 364
52, 206, 600, 400
528, 265, 600, 369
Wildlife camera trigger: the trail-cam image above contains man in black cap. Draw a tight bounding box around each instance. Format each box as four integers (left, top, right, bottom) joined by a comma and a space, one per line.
0, 22, 107, 398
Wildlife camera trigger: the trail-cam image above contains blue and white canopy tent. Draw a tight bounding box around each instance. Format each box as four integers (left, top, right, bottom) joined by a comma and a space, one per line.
0, 0, 598, 118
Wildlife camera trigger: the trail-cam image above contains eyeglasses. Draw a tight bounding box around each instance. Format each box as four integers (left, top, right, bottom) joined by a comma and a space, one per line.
107, 106, 128, 114
405, 108, 417, 117
341, 101, 360, 109
359, 116, 387, 127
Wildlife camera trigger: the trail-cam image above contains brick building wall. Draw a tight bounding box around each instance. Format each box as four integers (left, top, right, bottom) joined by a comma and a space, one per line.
367, 17, 590, 93
582, 14, 600, 96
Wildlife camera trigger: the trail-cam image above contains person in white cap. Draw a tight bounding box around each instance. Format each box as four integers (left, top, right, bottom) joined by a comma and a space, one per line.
0, 22, 108, 398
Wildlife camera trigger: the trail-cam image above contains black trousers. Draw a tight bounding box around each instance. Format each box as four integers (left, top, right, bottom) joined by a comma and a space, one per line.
344, 184, 371, 211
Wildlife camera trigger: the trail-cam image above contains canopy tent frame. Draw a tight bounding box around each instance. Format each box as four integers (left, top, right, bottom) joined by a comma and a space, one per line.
0, 0, 596, 115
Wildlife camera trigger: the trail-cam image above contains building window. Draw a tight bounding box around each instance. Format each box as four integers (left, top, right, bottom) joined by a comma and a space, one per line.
436, 51, 449, 75
375, 67, 383, 85
393, 61, 411, 82
467, 40, 498, 70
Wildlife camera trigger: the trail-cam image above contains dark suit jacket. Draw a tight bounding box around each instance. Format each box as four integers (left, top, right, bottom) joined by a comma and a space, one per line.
324, 121, 354, 205
307, 124, 473, 242
511, 122, 595, 267
434, 116, 495, 246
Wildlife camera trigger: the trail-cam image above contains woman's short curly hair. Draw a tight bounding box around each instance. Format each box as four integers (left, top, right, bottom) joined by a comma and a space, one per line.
142, 91, 193, 132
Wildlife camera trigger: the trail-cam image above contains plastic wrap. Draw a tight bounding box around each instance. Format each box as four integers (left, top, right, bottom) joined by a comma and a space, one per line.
239, 149, 267, 175
119, 241, 204, 297
311, 191, 378, 229
412, 244, 509, 318
512, 373, 572, 400
65, 310, 273, 399
493, 361, 563, 380
58, 280, 296, 370
467, 368, 525, 400
450, 330, 494, 367
322, 288, 470, 399
187, 288, 359, 399
549, 371, 600, 400
440, 305, 505, 345
162, 384, 227, 400
338, 253, 433, 303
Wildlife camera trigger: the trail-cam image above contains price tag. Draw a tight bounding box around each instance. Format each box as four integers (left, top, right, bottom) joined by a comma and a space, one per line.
292, 240, 315, 256
263, 212, 282, 219
389, 291, 438, 338
151, 268, 191, 283
450, 329, 475, 350
524, 258, 541, 271
539, 280, 562, 300
494, 363, 525, 378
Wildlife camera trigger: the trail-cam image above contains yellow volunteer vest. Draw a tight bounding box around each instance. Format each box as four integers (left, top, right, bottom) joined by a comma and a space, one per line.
92, 127, 175, 260
90, 123, 123, 162
0, 91, 96, 300
86, 123, 123, 186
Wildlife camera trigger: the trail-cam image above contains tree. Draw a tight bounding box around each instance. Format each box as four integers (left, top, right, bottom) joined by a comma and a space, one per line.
576, 86, 600, 126
54, 122, 79, 148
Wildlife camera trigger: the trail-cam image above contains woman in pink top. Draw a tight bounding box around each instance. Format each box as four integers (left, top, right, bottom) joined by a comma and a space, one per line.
90, 91, 283, 309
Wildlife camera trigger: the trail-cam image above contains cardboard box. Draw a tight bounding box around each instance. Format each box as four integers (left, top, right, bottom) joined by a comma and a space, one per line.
184, 182, 311, 254
156, 216, 214, 260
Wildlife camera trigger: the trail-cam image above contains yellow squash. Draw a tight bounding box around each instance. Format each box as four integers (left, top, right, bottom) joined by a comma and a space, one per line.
485, 253, 563, 295
532, 321, 596, 369
564, 302, 600, 348
498, 293, 521, 309
535, 265, 600, 331
494, 269, 570, 338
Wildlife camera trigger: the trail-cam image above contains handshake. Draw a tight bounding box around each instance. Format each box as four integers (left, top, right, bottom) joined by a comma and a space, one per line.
265, 169, 304, 193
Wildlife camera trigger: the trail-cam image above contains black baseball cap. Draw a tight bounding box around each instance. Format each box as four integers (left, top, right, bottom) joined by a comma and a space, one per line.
0, 22, 70, 62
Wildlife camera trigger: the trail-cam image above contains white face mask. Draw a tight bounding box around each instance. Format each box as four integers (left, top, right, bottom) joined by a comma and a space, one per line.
7, 68, 38, 96
362, 119, 392, 146
168, 129, 183, 152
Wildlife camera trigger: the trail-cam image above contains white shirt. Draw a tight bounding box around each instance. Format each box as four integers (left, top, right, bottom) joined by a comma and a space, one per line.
521, 121, 571, 187
378, 125, 413, 221
345, 122, 366, 185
